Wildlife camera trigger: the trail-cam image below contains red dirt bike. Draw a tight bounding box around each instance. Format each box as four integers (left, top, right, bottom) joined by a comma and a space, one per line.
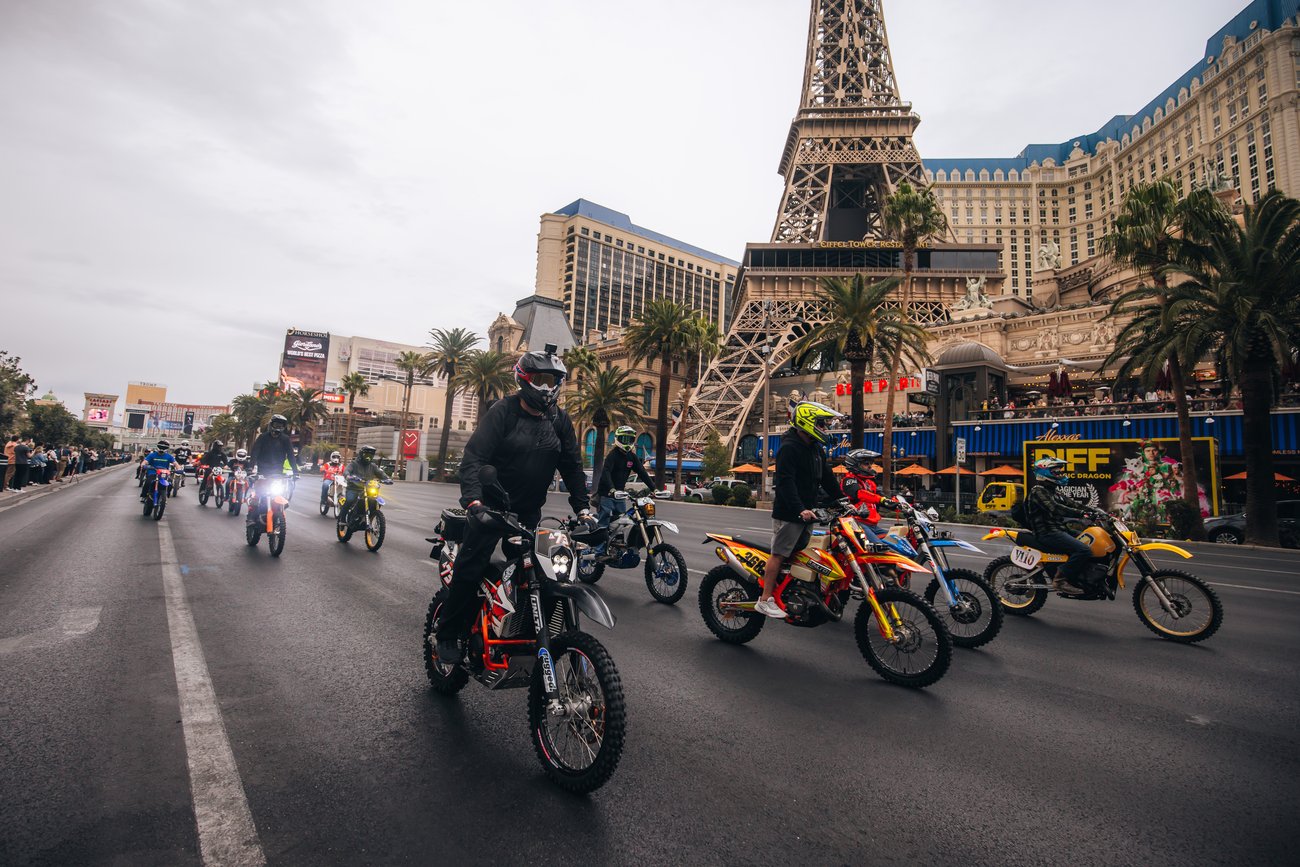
699, 508, 953, 688
226, 467, 249, 515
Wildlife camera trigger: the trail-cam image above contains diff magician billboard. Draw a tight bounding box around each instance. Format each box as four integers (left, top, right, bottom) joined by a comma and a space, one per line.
280, 328, 330, 392
1023, 434, 1220, 522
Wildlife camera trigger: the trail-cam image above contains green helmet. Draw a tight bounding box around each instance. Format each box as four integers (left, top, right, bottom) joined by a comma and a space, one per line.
791, 401, 842, 446
613, 426, 636, 448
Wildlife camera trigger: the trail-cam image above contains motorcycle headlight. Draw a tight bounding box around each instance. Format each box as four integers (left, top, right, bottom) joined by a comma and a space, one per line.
641, 500, 655, 517
268, 481, 284, 496
366, 481, 380, 496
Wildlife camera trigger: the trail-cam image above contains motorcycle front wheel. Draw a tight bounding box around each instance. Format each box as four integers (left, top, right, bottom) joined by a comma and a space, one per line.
698, 565, 764, 644
214, 486, 225, 509
143, 500, 153, 518
1133, 569, 1223, 643
245, 522, 261, 547
924, 568, 1004, 649
198, 486, 209, 506
528, 631, 626, 794
984, 556, 1048, 616
153, 495, 167, 521
364, 511, 386, 552
854, 587, 952, 688
336, 511, 353, 543
644, 543, 688, 605
229, 497, 241, 515
268, 513, 286, 557
422, 591, 469, 694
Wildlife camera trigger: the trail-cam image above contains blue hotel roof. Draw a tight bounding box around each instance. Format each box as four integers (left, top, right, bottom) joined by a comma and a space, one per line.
925, 0, 1300, 176
554, 199, 741, 268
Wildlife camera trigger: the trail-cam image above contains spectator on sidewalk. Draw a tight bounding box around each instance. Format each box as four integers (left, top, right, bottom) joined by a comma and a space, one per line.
3, 436, 16, 490
12, 438, 30, 490
28, 443, 47, 485
43, 445, 58, 483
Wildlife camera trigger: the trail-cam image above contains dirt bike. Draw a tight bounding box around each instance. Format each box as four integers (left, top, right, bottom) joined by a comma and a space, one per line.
226, 467, 249, 515
319, 472, 346, 517
575, 489, 688, 604
982, 510, 1223, 643
141, 468, 172, 520
196, 465, 212, 506
209, 465, 227, 509
336, 476, 391, 552
245, 475, 291, 557
699, 509, 953, 688
865, 497, 1004, 649
421, 467, 626, 793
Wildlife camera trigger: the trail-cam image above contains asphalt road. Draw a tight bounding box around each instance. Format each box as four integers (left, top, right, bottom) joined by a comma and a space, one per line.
1, 468, 1297, 866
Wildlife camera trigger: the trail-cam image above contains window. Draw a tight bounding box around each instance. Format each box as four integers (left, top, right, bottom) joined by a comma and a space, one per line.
580, 227, 589, 236
643, 386, 655, 416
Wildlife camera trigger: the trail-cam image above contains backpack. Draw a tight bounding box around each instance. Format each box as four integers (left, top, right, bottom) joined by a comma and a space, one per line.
1010, 490, 1030, 529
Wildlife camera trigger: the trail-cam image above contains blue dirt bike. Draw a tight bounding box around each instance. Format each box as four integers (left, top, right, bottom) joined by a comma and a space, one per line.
857, 497, 1003, 649
142, 467, 173, 521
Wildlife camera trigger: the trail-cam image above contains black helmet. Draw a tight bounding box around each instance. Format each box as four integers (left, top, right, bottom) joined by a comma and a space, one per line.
358, 445, 377, 461
268, 414, 288, 435
157, 439, 171, 451
211, 440, 224, 449
514, 346, 567, 412
843, 448, 882, 478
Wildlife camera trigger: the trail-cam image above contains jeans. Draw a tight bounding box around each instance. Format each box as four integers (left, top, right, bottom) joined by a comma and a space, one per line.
595, 496, 622, 529
1036, 529, 1093, 583
436, 508, 541, 643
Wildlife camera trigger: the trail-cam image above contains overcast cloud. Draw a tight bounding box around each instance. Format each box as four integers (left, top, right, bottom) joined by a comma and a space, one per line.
0, 0, 1244, 410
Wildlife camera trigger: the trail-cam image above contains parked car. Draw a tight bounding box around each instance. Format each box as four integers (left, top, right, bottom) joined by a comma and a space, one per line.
977, 482, 1023, 514
1203, 499, 1300, 547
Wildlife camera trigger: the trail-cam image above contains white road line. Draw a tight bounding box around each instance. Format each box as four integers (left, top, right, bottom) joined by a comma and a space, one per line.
1210, 581, 1300, 596
158, 522, 266, 867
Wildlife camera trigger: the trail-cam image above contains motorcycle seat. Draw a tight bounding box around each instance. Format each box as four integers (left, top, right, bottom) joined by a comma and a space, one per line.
728, 536, 772, 554
1011, 531, 1039, 550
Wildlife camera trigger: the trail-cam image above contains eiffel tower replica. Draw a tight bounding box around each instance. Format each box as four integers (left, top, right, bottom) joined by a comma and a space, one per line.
679, 0, 989, 452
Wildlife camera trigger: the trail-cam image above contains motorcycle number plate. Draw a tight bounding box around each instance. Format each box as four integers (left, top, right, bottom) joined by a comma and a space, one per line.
1011, 547, 1042, 570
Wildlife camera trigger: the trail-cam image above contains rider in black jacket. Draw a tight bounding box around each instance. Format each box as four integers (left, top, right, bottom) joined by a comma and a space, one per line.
340, 445, 391, 521
435, 347, 591, 664
247, 414, 298, 523
594, 425, 654, 527
1026, 457, 1094, 595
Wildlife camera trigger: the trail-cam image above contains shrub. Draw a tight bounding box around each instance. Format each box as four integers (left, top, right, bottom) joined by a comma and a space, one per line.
1164, 499, 1200, 540
730, 483, 753, 508
685, 494, 704, 503
711, 484, 732, 505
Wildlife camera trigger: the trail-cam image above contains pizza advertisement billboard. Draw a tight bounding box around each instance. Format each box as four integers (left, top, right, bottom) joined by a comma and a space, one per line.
281, 329, 330, 392
1022, 435, 1220, 521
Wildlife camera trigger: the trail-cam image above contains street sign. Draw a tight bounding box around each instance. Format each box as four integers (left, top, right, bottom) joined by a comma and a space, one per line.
955, 436, 967, 515
925, 369, 940, 395
956, 437, 967, 464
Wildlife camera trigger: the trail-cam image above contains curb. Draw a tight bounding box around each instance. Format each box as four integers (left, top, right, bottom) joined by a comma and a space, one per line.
0, 464, 127, 515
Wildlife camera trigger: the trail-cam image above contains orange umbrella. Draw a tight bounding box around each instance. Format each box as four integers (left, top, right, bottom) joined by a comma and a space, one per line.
1224, 471, 1295, 481
832, 464, 848, 474
730, 463, 763, 474
980, 465, 1025, 477
895, 464, 934, 476
935, 465, 977, 476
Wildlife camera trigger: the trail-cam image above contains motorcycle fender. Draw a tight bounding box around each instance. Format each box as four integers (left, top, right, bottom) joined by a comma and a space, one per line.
272, 496, 289, 506
376, 497, 386, 506
931, 538, 984, 553
982, 529, 1007, 541
543, 581, 617, 630
1134, 542, 1192, 559
647, 519, 679, 534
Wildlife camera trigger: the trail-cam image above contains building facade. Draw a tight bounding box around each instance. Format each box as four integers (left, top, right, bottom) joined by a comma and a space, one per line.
534, 199, 740, 341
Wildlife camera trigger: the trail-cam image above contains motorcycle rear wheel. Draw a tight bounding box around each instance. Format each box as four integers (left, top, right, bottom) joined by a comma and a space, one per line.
923, 568, 1004, 649
198, 487, 209, 506
268, 514, 286, 557
644, 543, 688, 604
984, 555, 1048, 616
576, 556, 605, 584
1133, 569, 1223, 643
854, 587, 952, 688
143, 500, 153, 518
422, 591, 469, 694
698, 565, 764, 644
364, 511, 386, 552
245, 522, 261, 547
336, 512, 353, 543
528, 631, 625, 794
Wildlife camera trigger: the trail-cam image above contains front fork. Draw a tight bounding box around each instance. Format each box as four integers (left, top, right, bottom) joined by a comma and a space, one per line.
529, 587, 561, 703
841, 551, 898, 642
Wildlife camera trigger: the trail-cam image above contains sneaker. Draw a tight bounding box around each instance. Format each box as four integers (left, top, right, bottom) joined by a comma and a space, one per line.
435, 636, 463, 665
1051, 577, 1085, 595
754, 597, 787, 618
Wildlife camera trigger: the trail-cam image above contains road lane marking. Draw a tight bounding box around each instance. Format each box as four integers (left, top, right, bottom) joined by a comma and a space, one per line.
0, 607, 102, 655
1210, 582, 1300, 596
158, 522, 266, 867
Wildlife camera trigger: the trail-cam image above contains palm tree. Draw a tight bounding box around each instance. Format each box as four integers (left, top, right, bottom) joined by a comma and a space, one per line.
393, 350, 435, 480
231, 393, 271, 446
454, 350, 515, 425
880, 181, 949, 493
1101, 180, 1226, 540
1159, 190, 1300, 545
791, 274, 932, 452
339, 372, 370, 457
563, 345, 601, 383
674, 317, 722, 497
206, 413, 240, 449
624, 299, 694, 486
566, 366, 644, 472
274, 387, 330, 447
427, 327, 481, 481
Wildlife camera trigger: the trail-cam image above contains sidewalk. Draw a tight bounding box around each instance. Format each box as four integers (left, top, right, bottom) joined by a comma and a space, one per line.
0, 465, 126, 514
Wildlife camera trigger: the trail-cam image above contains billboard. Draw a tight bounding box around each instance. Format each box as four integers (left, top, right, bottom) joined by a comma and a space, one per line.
1023, 435, 1220, 521
281, 328, 330, 392
126, 382, 167, 407
83, 393, 118, 428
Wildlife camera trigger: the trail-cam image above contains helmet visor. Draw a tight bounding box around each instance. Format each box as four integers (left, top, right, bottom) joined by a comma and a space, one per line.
524, 370, 562, 389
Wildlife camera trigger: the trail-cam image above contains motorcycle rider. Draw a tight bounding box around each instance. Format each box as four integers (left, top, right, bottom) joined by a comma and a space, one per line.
248, 415, 298, 523
756, 401, 846, 619
434, 346, 592, 664
339, 445, 391, 524
139, 439, 179, 501
1026, 457, 1095, 596
197, 439, 228, 493
320, 450, 345, 508
173, 440, 193, 486
593, 425, 654, 529
839, 448, 889, 541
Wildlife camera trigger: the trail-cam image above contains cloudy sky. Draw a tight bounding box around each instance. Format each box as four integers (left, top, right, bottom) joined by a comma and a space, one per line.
0, 0, 1246, 410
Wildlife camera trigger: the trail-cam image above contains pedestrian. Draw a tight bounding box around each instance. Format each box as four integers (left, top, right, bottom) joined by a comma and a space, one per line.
12, 438, 31, 489
29, 443, 47, 484
3, 435, 16, 490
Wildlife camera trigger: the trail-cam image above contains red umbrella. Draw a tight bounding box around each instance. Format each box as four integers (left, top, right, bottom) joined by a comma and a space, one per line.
1048, 370, 1060, 398
1059, 369, 1073, 395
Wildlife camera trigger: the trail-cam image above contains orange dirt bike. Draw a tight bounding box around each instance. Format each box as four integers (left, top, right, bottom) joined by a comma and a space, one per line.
982, 510, 1223, 643
699, 509, 953, 688
245, 474, 291, 557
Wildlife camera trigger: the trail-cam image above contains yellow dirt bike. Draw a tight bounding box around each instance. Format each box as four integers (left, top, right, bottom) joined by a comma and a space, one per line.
982, 511, 1223, 643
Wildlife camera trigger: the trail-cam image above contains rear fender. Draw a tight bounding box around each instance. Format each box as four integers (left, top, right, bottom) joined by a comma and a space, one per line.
982, 528, 1009, 541
542, 580, 616, 630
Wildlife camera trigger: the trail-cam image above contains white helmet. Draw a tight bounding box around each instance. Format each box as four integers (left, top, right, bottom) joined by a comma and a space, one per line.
235, 448, 248, 460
